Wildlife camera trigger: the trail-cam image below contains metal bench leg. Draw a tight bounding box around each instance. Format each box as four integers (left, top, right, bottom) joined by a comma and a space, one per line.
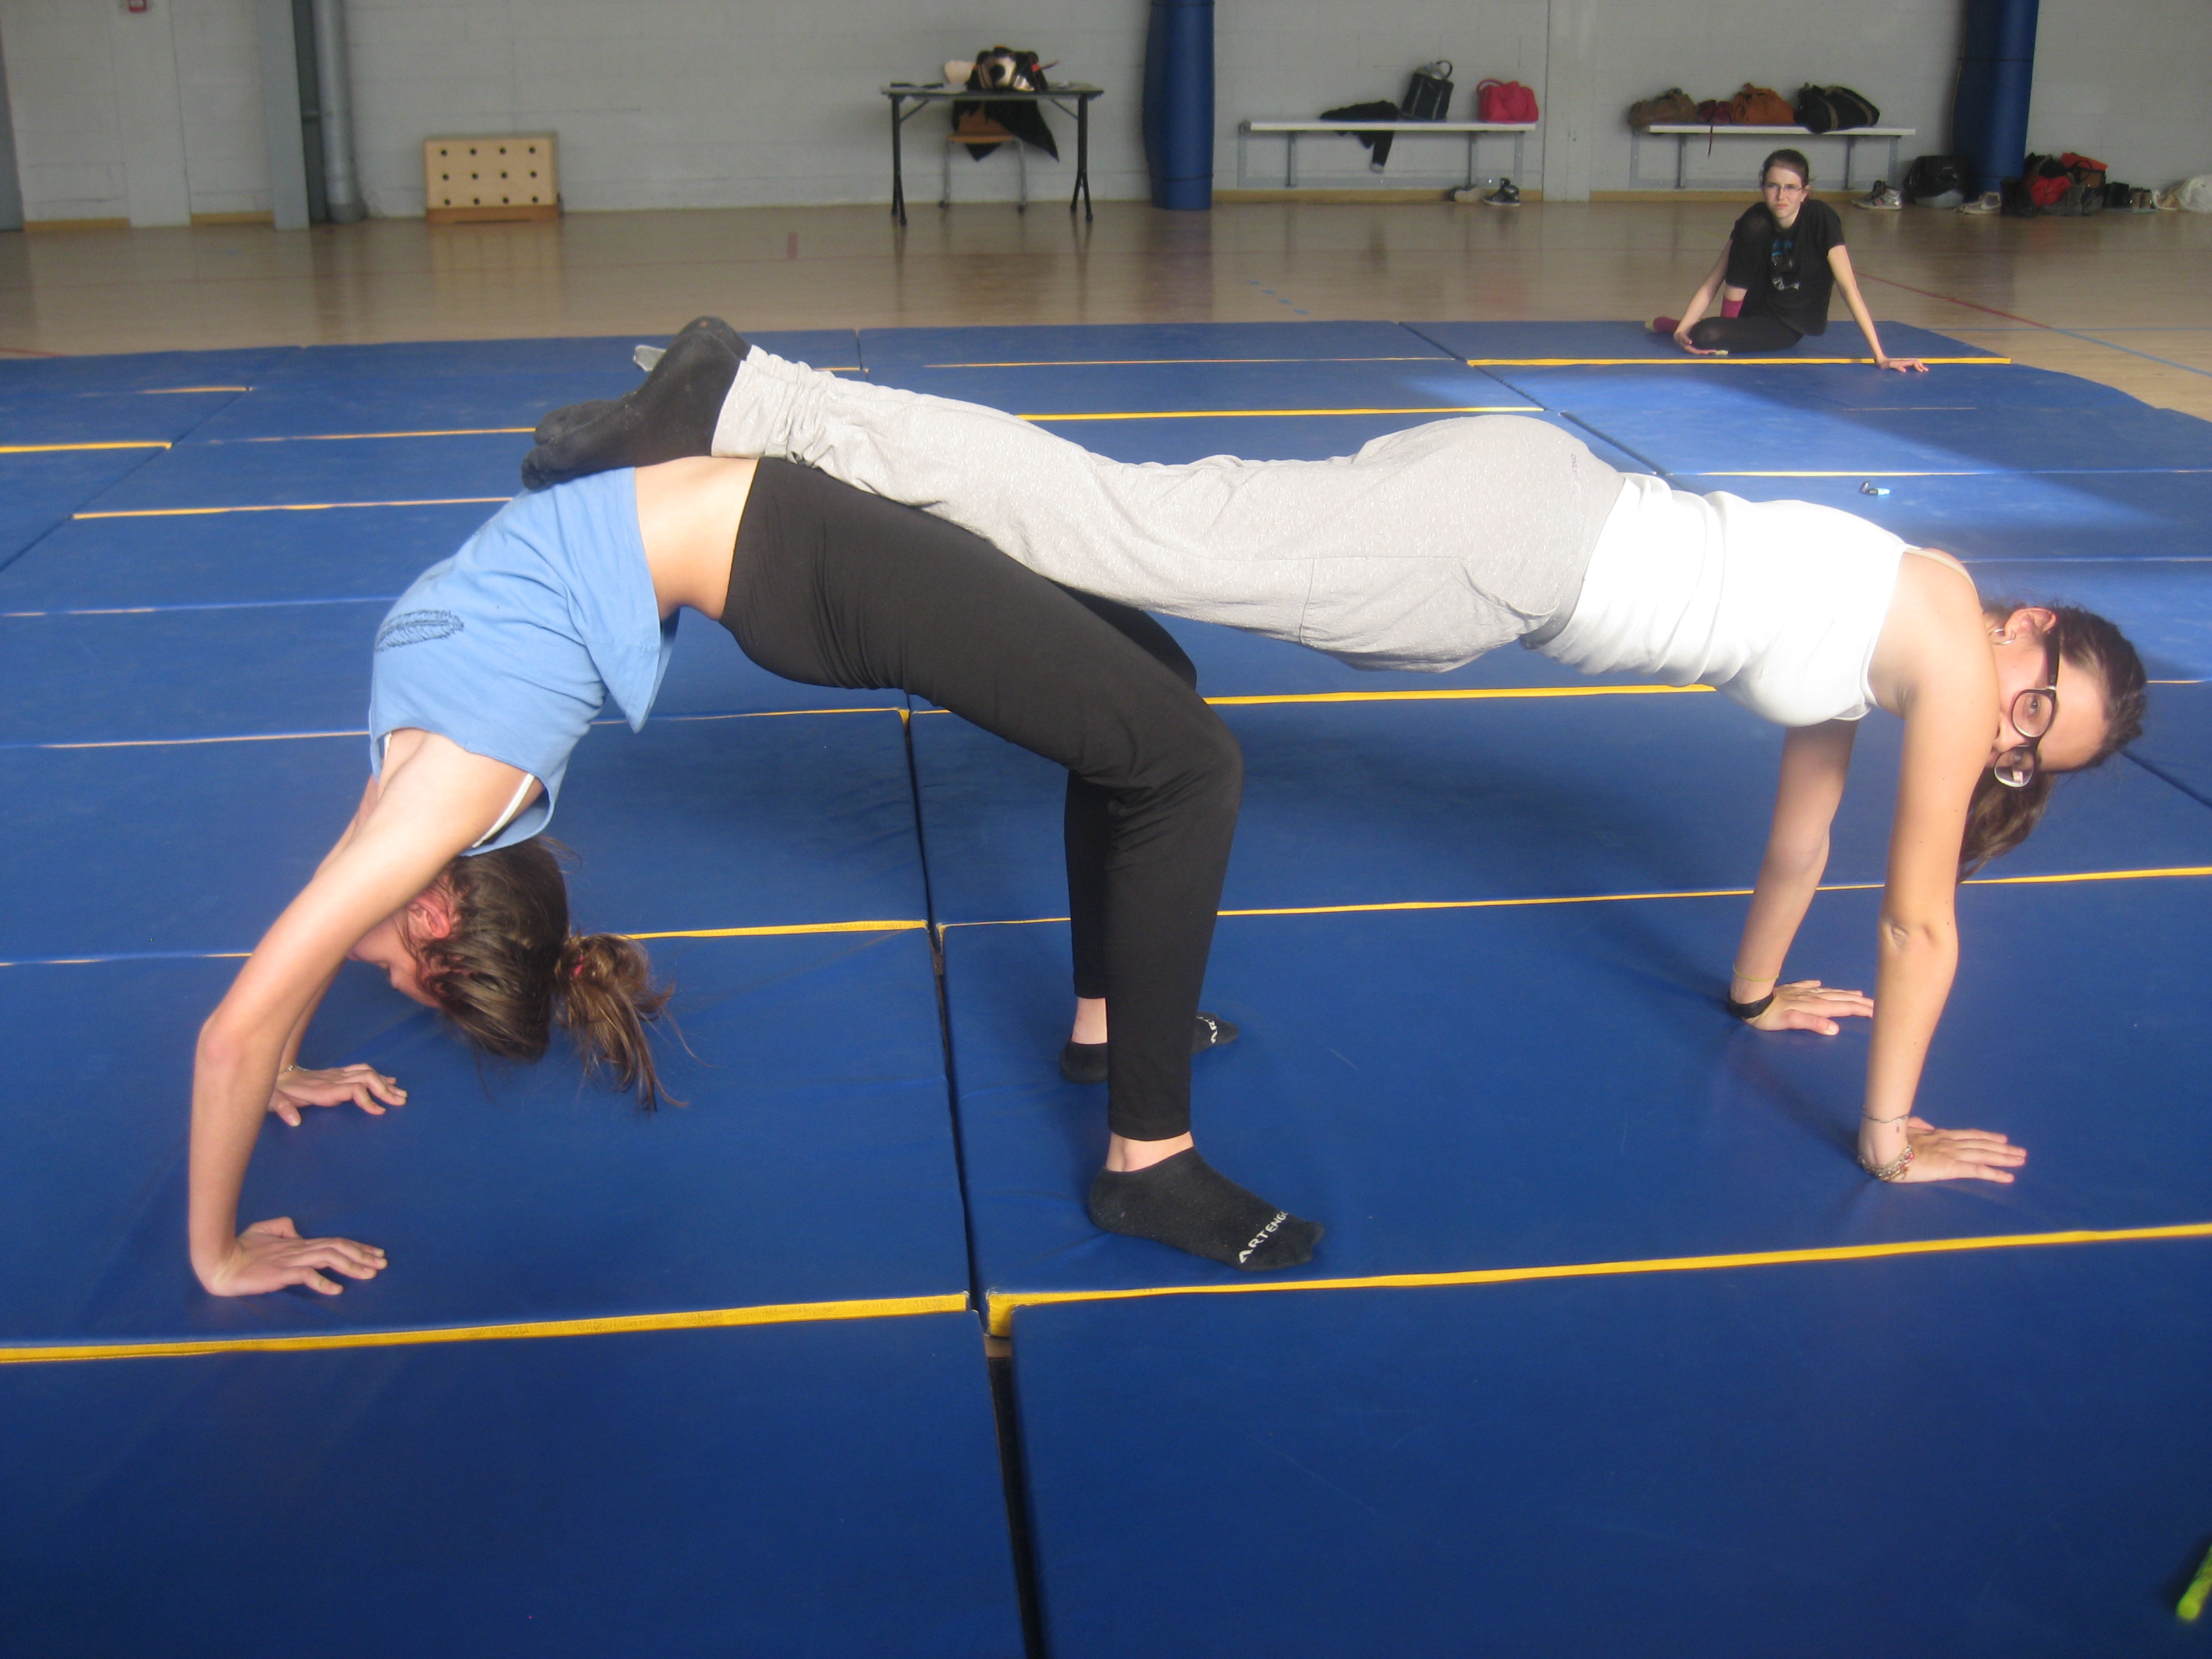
1286, 131, 1297, 189
1676, 133, 1687, 189
1513, 131, 1523, 184
1017, 141, 1027, 211
940, 135, 951, 209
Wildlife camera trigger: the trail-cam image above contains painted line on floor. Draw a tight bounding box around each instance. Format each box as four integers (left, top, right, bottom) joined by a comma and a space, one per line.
983, 1222, 2212, 1335
0, 1293, 972, 1366
922, 356, 1450, 369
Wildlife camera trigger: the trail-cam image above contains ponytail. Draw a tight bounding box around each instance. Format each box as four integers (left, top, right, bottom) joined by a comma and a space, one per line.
556, 930, 678, 1107
407, 838, 678, 1107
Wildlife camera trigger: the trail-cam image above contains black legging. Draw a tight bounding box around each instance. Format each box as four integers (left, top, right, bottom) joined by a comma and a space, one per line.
1684, 312, 1803, 354
722, 458, 1241, 1141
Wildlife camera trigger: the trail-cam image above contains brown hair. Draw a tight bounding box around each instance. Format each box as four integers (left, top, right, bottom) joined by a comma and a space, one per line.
1959, 602, 2148, 876
402, 839, 679, 1107
1761, 148, 1812, 187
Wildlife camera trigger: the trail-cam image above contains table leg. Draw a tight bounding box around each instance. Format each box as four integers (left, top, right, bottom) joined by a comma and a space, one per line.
890, 94, 906, 225
1074, 98, 1092, 220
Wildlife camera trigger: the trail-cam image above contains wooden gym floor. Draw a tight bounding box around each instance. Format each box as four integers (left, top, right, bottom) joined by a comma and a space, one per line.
1, 198, 2206, 417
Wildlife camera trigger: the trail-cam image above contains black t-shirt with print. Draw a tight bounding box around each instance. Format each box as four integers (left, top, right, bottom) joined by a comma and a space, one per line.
1725, 199, 1843, 335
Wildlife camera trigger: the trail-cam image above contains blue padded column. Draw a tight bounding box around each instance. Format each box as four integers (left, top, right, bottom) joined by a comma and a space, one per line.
1143, 0, 1214, 211
1953, 0, 2039, 197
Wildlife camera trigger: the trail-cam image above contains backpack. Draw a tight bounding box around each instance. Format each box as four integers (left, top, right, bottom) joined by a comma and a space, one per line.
1731, 85, 1795, 125
1795, 85, 1839, 134
1825, 86, 1879, 128
1477, 79, 1538, 123
1628, 88, 1698, 127
1403, 61, 1455, 122
1904, 154, 1968, 202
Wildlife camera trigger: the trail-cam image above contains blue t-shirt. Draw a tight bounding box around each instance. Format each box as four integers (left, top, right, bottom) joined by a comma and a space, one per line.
367, 469, 674, 851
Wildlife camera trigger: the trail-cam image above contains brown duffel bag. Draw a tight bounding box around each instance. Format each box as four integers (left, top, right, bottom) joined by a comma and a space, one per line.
1628, 87, 1698, 127
1731, 84, 1796, 125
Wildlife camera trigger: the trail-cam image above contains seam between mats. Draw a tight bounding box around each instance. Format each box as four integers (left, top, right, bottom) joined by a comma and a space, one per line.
1019, 405, 1540, 422
1, 920, 928, 968
0, 381, 259, 581
2126, 750, 2212, 814
981, 1223, 2212, 1335
0, 1292, 972, 1366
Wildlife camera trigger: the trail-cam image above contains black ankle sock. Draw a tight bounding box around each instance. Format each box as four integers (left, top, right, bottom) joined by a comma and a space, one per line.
520, 316, 749, 490
1059, 1012, 1239, 1085
1088, 1150, 1322, 1271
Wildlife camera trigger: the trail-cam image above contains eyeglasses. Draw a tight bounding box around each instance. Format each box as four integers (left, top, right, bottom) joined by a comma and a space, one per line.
1761, 180, 1807, 193
1992, 623, 2063, 788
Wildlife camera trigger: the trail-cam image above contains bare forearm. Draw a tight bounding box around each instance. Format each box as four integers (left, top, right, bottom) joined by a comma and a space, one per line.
188, 1028, 285, 1283
1862, 924, 1957, 1134
1732, 844, 1827, 993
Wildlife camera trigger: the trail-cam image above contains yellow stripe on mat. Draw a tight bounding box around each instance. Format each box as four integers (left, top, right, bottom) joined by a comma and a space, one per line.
943, 864, 2212, 933
237, 427, 533, 443
74, 496, 511, 519
1023, 405, 1537, 422
927, 356, 1448, 369
1206, 684, 1711, 707
628, 919, 928, 941
0, 1293, 970, 1366
0, 440, 171, 453
985, 1222, 2212, 1335
1461, 356, 2010, 367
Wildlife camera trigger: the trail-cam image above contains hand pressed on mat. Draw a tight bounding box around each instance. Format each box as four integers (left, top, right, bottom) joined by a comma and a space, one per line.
1742, 979, 1875, 1036
203, 1216, 388, 1298
1865, 1118, 2028, 1185
267, 1063, 407, 1126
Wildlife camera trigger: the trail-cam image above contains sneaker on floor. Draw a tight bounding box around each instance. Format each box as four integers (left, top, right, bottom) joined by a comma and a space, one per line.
1482, 178, 1522, 207
1853, 181, 1902, 209
1957, 190, 2003, 215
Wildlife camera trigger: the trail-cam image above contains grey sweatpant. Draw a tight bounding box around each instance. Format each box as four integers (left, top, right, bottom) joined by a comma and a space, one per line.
712, 351, 1626, 673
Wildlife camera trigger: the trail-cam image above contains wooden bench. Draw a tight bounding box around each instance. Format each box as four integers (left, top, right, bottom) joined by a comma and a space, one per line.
1632, 124, 1916, 191
1236, 120, 1536, 190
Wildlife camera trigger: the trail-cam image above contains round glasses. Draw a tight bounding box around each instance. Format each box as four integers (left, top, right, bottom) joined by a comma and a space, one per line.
1992, 625, 2063, 789
1761, 180, 1807, 194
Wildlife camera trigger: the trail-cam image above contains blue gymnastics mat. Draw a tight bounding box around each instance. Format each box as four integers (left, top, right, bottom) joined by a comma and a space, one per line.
859, 320, 1450, 371
2133, 682, 2212, 808
1, 1311, 1022, 1658
0, 386, 241, 447
0, 499, 504, 609
1961, 558, 2212, 680
945, 875, 2212, 1324
863, 359, 1530, 415
1570, 401, 2212, 478
0, 929, 960, 1345
907, 691, 2212, 926
76, 430, 523, 514
1486, 359, 2143, 414
0, 346, 289, 394
1010, 1240, 2212, 1659
182, 367, 642, 442
0, 712, 925, 960
0, 447, 175, 567
1406, 317, 1999, 364
0, 601, 897, 744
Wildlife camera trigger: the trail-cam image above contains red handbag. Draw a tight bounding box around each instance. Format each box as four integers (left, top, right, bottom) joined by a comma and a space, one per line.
1477, 79, 1538, 123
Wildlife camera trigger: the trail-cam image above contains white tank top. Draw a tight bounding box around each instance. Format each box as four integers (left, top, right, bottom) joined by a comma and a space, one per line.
1536, 474, 1908, 726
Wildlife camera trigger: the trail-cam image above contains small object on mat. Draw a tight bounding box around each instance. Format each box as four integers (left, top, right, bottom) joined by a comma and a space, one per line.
2181, 1540, 2212, 1621
1860, 481, 1890, 496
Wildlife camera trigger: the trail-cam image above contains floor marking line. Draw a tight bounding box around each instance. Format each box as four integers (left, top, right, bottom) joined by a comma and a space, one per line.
1463, 356, 2008, 367
73, 497, 510, 520
2049, 329, 2212, 382
139, 386, 253, 394
1021, 406, 1538, 422
983, 1223, 2212, 1334
922, 356, 1451, 368
0, 1293, 972, 1366
0, 440, 171, 453
1205, 684, 1711, 707
943, 866, 2212, 933
1856, 273, 2052, 329
626, 920, 928, 941
232, 427, 534, 443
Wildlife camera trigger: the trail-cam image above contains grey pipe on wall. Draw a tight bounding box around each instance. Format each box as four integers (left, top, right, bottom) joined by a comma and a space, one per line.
312, 0, 364, 222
